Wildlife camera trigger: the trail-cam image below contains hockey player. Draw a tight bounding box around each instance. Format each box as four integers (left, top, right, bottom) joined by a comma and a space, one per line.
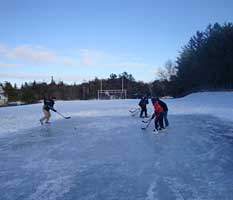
40, 96, 57, 125
157, 98, 169, 127
138, 96, 149, 118
151, 97, 164, 132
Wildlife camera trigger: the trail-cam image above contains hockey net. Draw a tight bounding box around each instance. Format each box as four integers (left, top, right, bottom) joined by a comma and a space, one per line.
97, 90, 127, 100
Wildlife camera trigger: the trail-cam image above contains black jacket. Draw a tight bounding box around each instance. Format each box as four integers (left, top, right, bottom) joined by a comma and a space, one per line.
158, 99, 168, 111
43, 98, 55, 111
139, 98, 149, 108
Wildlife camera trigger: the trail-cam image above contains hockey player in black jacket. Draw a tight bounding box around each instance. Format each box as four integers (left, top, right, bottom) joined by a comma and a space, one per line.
138, 96, 149, 118
40, 97, 57, 125
156, 97, 169, 127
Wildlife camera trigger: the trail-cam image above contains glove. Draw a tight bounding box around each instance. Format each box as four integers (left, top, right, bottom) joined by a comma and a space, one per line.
52, 108, 57, 112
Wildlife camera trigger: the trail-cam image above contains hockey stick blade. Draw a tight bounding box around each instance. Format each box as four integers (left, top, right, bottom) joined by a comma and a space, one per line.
129, 108, 140, 113
56, 111, 71, 119
141, 118, 153, 130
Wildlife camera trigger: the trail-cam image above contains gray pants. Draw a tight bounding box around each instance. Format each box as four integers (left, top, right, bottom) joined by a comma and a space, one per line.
163, 111, 169, 127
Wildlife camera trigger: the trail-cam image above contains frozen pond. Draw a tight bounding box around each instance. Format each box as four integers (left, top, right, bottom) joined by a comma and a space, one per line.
0, 113, 233, 200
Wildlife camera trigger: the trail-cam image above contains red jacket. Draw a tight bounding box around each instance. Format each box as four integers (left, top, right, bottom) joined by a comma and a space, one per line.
153, 101, 164, 113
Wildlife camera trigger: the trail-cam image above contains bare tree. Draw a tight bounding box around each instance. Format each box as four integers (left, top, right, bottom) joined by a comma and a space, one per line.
157, 60, 176, 81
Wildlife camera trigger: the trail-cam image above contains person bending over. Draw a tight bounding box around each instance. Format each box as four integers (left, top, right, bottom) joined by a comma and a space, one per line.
151, 97, 164, 132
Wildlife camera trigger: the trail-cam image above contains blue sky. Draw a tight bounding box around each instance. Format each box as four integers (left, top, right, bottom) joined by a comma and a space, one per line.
0, 0, 233, 85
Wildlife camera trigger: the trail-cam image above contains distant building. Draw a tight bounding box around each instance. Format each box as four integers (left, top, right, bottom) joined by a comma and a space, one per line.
0, 85, 8, 106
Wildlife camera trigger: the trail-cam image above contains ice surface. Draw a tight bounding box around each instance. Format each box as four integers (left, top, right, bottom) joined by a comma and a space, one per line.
0, 92, 233, 199
1, 91, 233, 136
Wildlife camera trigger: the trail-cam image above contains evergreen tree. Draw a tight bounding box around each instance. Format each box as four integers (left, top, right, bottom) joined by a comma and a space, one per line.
3, 82, 18, 102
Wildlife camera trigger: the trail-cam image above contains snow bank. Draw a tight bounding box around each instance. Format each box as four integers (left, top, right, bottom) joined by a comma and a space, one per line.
167, 91, 233, 121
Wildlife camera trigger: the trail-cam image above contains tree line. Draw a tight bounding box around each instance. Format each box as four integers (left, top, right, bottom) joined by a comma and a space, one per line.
1, 72, 151, 103
169, 22, 233, 96
145, 22, 233, 97
1, 22, 233, 103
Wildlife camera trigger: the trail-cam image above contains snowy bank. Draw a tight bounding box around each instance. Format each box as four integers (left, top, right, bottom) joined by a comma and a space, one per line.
168, 91, 233, 121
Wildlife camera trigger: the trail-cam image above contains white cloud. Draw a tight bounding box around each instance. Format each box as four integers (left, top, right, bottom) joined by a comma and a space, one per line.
78, 49, 150, 69
79, 49, 106, 66
0, 63, 21, 67
63, 57, 76, 66
8, 45, 58, 64
0, 43, 77, 66
0, 43, 151, 71
0, 44, 8, 54
0, 72, 50, 80
0, 72, 93, 83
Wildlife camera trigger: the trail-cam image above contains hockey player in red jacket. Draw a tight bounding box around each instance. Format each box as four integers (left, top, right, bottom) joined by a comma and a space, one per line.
151, 97, 165, 132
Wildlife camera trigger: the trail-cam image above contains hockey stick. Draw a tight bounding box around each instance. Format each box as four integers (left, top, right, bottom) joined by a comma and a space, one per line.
129, 107, 140, 113
55, 110, 71, 119
141, 113, 155, 130
129, 108, 140, 117
141, 117, 153, 130
142, 119, 151, 123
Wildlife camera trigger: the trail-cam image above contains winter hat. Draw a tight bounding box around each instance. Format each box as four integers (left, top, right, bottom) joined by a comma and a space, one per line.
151, 97, 156, 104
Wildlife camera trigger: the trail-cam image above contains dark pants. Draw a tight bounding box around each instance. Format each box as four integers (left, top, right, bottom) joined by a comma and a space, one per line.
140, 106, 148, 117
163, 111, 169, 127
154, 112, 164, 130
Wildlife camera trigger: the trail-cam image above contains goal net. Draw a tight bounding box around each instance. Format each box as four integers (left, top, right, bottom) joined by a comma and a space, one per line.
98, 90, 127, 100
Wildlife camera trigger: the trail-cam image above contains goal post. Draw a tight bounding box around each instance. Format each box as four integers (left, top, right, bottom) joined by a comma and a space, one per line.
97, 89, 127, 100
